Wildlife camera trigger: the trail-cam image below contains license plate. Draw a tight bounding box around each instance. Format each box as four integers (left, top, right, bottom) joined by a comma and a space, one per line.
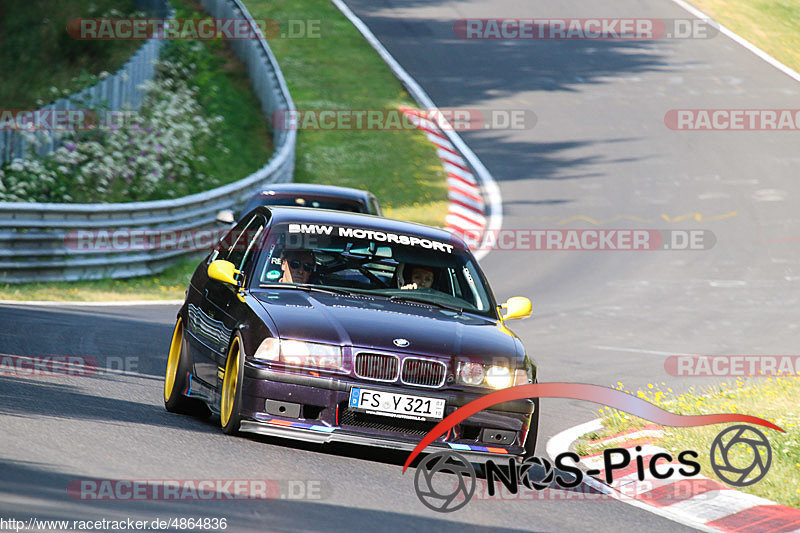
349, 387, 445, 421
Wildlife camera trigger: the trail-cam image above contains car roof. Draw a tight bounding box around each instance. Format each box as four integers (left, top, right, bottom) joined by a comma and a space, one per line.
253, 183, 374, 202
256, 206, 469, 250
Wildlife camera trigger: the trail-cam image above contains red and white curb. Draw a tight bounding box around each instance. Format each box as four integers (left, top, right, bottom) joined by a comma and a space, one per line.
399, 107, 487, 251
548, 419, 800, 532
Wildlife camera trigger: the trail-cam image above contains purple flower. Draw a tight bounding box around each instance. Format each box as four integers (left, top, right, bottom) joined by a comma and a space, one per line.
65, 142, 76, 151
156, 144, 163, 152
146, 126, 153, 133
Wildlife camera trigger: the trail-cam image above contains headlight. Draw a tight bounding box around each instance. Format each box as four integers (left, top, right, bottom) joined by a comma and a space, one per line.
457, 361, 485, 385
485, 365, 512, 389
456, 361, 520, 389
253, 338, 342, 370
254, 338, 280, 361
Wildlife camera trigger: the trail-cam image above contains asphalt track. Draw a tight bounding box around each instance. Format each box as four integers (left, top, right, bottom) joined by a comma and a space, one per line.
2, 0, 799, 531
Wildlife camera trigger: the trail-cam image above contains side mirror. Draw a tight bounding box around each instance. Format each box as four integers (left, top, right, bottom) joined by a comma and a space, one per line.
215, 209, 235, 225
208, 260, 240, 286
499, 296, 532, 321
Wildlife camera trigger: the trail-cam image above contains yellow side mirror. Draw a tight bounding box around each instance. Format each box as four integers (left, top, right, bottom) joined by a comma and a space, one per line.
208, 260, 240, 286
500, 296, 532, 320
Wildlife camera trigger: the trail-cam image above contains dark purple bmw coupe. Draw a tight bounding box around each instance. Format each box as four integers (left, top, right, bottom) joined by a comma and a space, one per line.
164, 206, 537, 459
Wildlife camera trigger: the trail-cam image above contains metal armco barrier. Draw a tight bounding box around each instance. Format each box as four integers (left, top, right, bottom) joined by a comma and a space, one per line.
0, 0, 296, 283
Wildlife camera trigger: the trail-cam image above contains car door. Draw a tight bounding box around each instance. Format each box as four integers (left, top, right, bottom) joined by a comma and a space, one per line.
201, 213, 268, 390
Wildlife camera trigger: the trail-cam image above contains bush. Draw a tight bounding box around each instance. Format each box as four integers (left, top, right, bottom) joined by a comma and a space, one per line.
0, 43, 227, 203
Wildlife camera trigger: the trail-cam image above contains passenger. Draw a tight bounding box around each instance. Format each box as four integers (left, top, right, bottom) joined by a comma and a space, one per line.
279, 250, 315, 284
400, 264, 435, 290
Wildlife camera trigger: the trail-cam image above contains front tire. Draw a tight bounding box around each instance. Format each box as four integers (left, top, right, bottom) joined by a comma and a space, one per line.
164, 317, 208, 417
220, 332, 245, 435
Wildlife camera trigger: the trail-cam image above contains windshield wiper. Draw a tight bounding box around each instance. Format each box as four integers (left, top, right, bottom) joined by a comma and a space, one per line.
259, 283, 355, 296
388, 295, 463, 315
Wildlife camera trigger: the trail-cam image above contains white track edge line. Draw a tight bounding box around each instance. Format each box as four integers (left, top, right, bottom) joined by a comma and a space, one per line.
669, 0, 800, 83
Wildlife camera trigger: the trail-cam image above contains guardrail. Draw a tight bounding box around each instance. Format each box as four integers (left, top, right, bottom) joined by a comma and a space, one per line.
0, 0, 296, 283
0, 0, 172, 164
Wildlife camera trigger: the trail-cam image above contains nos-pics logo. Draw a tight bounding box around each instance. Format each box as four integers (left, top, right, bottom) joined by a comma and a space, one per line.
413, 424, 773, 513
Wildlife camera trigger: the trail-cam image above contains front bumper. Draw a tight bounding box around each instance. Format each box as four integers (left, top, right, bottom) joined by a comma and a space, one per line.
240, 364, 536, 459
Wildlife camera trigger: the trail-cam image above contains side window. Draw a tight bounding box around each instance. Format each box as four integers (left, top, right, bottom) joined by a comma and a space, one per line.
238, 215, 267, 274
227, 214, 266, 271
209, 215, 253, 264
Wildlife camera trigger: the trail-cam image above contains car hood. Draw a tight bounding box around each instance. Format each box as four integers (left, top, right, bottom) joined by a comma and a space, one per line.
252, 290, 520, 361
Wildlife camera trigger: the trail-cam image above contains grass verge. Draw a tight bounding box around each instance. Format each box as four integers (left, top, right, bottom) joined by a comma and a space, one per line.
577, 377, 800, 508
688, 0, 800, 73
0, 257, 199, 302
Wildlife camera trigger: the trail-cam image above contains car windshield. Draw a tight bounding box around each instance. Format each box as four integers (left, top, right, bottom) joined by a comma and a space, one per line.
252, 222, 497, 318
242, 195, 366, 217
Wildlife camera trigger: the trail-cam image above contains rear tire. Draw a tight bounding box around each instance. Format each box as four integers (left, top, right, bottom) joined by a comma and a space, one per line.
164, 317, 209, 417
220, 332, 245, 435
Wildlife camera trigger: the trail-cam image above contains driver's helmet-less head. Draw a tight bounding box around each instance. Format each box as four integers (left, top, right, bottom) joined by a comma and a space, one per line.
396, 263, 437, 289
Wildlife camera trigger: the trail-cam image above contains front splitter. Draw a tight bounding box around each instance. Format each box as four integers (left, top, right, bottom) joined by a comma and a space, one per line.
239, 417, 523, 461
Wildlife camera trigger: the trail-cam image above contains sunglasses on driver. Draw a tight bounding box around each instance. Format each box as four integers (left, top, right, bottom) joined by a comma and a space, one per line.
288, 259, 314, 272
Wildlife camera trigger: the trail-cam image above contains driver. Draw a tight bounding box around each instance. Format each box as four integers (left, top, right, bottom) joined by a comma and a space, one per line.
279, 249, 315, 284
400, 264, 435, 290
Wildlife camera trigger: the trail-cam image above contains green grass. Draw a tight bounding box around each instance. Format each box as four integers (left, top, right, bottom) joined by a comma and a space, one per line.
579, 378, 800, 508
688, 0, 800, 73
0, 0, 142, 108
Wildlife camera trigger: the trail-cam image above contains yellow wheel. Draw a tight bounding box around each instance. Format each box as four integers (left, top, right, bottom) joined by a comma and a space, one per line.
164, 317, 183, 403
220, 334, 244, 434
164, 315, 208, 417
